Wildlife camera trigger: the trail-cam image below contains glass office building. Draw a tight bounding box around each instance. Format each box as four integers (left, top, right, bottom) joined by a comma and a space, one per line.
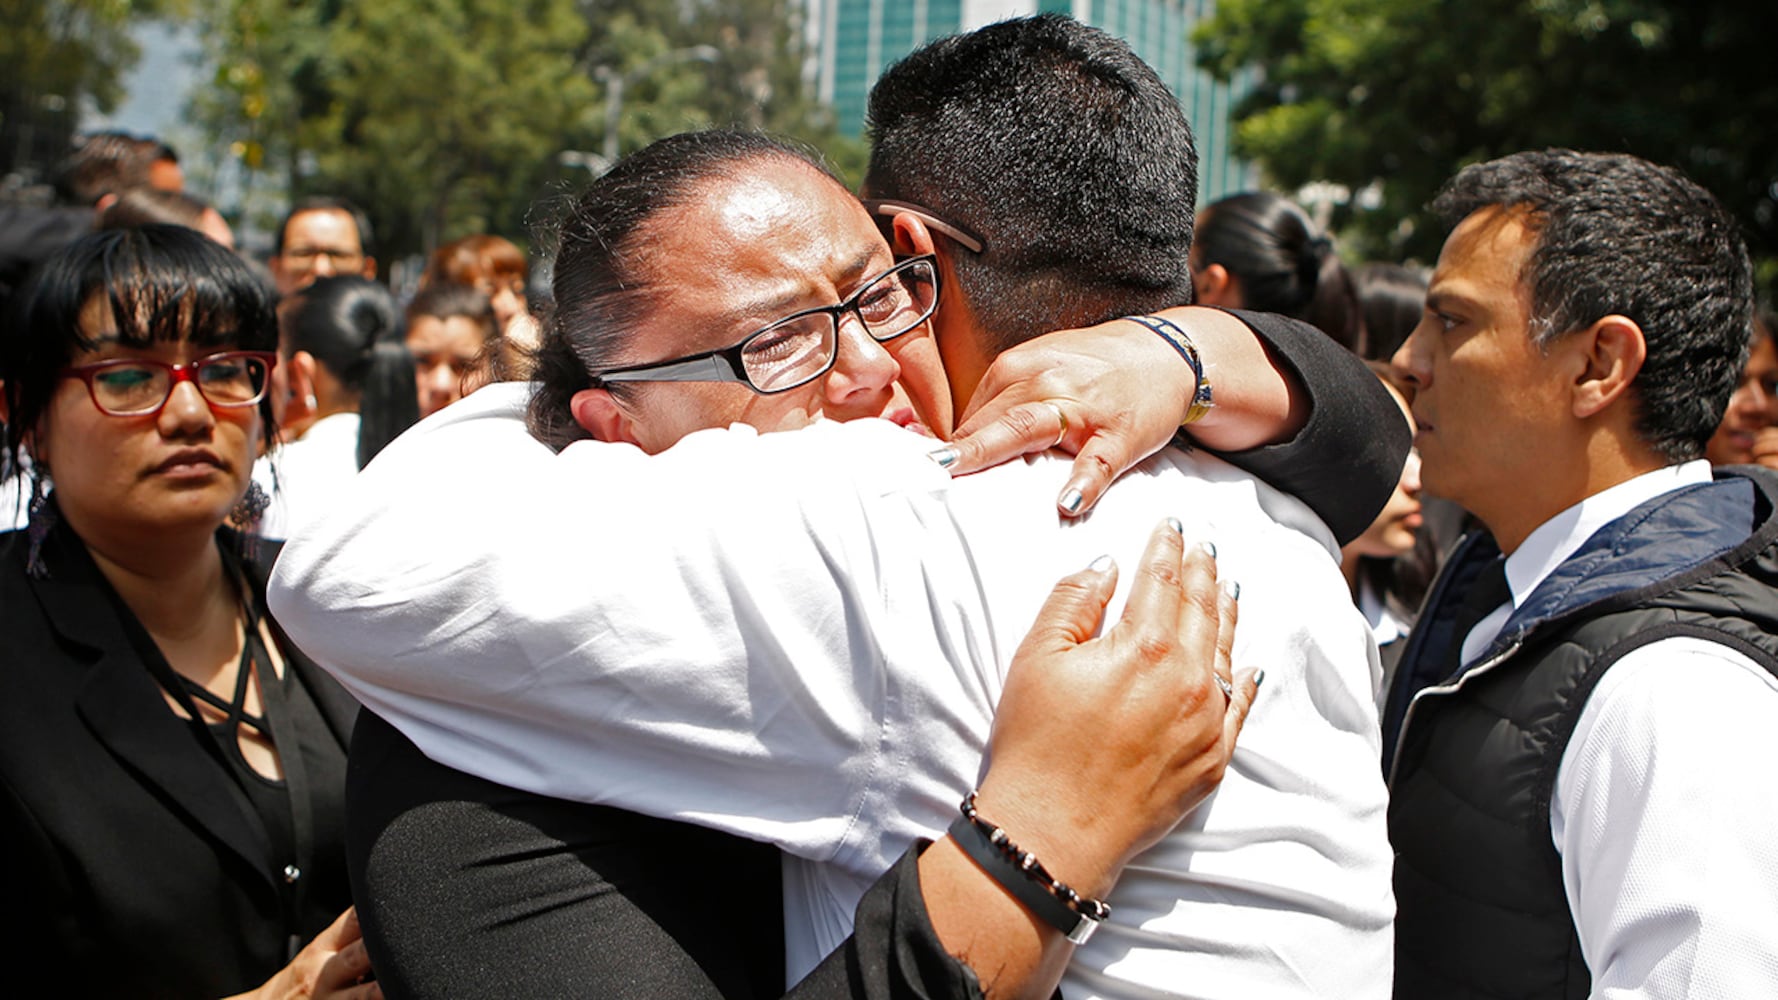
804, 0, 1258, 201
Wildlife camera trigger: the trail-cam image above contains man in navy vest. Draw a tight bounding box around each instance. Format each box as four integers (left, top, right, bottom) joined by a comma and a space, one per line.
1382, 149, 1778, 998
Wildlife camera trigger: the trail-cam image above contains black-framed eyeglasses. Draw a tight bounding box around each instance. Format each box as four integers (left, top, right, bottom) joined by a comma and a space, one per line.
590, 255, 939, 395
861, 200, 986, 254
59, 351, 278, 417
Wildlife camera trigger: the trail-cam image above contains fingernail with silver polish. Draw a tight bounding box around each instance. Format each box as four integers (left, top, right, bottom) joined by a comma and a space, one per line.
1200, 540, 1217, 559
927, 446, 959, 470
1088, 554, 1115, 573
1222, 579, 1241, 601
1059, 487, 1085, 514
1166, 516, 1184, 534
1254, 669, 1266, 688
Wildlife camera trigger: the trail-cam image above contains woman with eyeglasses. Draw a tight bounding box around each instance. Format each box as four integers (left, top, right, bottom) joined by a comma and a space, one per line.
0, 226, 375, 999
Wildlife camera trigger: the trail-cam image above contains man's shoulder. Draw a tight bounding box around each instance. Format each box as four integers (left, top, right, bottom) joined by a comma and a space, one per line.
1138, 446, 1340, 555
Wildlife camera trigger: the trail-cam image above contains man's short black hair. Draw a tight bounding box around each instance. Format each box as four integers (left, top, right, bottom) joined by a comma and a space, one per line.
275, 196, 376, 259
864, 14, 1197, 353
52, 131, 154, 207
1433, 149, 1754, 463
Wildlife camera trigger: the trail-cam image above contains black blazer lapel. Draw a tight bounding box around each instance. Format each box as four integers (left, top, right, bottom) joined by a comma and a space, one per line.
29, 531, 278, 891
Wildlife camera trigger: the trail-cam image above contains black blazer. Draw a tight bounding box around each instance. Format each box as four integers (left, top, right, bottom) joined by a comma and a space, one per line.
0, 521, 357, 999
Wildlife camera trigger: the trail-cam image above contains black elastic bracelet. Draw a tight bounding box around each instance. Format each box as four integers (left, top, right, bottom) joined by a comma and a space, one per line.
947, 794, 1110, 944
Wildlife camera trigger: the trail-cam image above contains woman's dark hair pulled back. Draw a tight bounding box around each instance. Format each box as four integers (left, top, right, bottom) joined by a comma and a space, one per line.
1197, 191, 1365, 353
283, 275, 419, 468
1353, 262, 1430, 362
528, 129, 834, 450
2, 224, 280, 472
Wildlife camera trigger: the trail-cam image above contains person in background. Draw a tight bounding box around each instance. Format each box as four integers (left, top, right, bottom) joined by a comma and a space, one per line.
421, 233, 540, 377
1705, 310, 1778, 468
1353, 262, 1430, 362
51, 131, 157, 213
1340, 362, 1429, 691
404, 282, 499, 417
1382, 149, 1778, 999
269, 197, 377, 297
1191, 190, 1366, 353
423, 235, 530, 335
2, 131, 155, 317
144, 138, 184, 192
0, 225, 372, 998
256, 276, 419, 540
98, 186, 236, 250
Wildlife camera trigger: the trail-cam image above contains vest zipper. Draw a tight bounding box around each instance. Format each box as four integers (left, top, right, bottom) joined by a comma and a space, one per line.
1387, 639, 1523, 789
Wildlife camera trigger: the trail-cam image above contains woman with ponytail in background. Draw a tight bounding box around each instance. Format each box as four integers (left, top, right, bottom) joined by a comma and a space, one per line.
260, 276, 419, 539
1191, 191, 1366, 354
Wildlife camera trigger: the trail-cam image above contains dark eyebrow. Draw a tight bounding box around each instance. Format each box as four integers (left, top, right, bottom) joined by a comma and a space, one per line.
1423, 288, 1469, 314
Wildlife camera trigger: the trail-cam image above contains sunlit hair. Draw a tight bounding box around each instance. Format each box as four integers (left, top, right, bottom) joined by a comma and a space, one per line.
424, 234, 527, 289
53, 130, 154, 207
2, 225, 280, 472
98, 187, 215, 235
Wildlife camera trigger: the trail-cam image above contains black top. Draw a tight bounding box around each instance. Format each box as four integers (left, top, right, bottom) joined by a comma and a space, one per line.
1388, 470, 1778, 998
1211, 309, 1410, 547
0, 519, 358, 998
348, 709, 984, 1000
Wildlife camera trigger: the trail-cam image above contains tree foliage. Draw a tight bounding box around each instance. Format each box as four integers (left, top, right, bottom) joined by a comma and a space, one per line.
1, 0, 180, 180
192, 0, 857, 261
1196, 0, 1778, 295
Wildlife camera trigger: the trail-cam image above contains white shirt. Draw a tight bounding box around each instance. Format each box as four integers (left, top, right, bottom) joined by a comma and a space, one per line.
270, 382, 1396, 999
1357, 575, 1410, 649
254, 412, 363, 540
3, 474, 30, 531
1456, 462, 1778, 998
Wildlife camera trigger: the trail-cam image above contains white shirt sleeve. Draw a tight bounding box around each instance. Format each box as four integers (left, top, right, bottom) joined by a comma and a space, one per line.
1551, 635, 1778, 999
269, 384, 970, 860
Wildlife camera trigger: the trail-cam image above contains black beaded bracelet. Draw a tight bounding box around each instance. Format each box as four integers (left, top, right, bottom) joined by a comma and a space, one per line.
1125, 313, 1215, 424
947, 792, 1110, 945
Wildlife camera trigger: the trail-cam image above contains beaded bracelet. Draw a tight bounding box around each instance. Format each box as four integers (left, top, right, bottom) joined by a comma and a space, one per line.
947, 791, 1111, 945
1125, 314, 1215, 425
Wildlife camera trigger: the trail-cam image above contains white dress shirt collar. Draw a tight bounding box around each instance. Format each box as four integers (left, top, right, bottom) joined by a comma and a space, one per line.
1459, 461, 1712, 666
1503, 460, 1713, 608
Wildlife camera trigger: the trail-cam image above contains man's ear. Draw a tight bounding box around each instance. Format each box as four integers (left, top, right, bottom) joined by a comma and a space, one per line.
890, 212, 940, 259
571, 388, 641, 445
361, 256, 378, 281
1570, 314, 1647, 419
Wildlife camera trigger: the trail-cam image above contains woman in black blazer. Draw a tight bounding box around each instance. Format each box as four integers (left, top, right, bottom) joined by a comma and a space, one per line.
0, 226, 371, 998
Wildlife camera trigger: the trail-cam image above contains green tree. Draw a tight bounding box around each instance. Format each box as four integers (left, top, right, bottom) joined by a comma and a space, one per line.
671, 0, 866, 183
193, 0, 859, 261
1196, 0, 1778, 294
195, 0, 596, 257
1, 0, 181, 180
